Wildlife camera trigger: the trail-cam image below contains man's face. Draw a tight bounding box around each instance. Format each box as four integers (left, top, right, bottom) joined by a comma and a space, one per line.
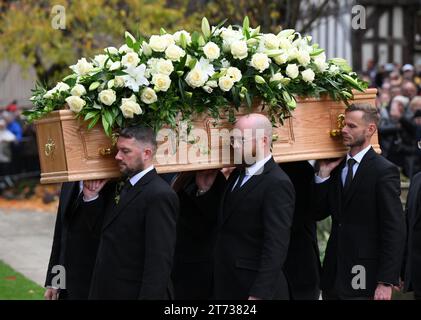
341, 111, 373, 148
115, 137, 146, 176
231, 128, 256, 166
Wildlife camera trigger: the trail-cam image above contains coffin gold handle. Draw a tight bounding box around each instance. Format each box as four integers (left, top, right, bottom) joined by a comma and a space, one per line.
272, 134, 279, 142
330, 113, 345, 137
99, 147, 112, 156
44, 138, 55, 157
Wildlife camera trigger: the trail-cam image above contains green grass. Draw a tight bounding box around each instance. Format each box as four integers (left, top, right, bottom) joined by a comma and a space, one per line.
0, 260, 44, 300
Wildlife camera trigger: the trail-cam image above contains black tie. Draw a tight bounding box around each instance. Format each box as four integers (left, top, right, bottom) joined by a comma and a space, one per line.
343, 158, 357, 193
119, 179, 132, 200
232, 170, 246, 192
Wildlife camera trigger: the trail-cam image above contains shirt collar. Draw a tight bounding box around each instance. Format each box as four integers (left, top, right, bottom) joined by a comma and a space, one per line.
346, 145, 372, 164
245, 154, 272, 176
129, 165, 155, 186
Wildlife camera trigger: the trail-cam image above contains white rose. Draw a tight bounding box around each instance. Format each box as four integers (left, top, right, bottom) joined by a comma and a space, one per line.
114, 76, 125, 88
297, 50, 311, 66
263, 33, 280, 49
286, 64, 299, 79
314, 53, 328, 72
121, 52, 140, 69
65, 96, 86, 113
98, 89, 117, 106
70, 84, 86, 96
69, 58, 94, 76
173, 30, 192, 46
185, 68, 208, 88
226, 67, 242, 82
94, 54, 108, 68
218, 76, 234, 92
206, 80, 218, 88
109, 61, 121, 71
250, 53, 271, 73
162, 34, 175, 47
152, 74, 171, 92
149, 35, 168, 52
156, 59, 174, 76
104, 47, 119, 55
120, 95, 142, 118
203, 42, 220, 61
301, 69, 315, 83
165, 44, 186, 62
119, 44, 134, 54
141, 87, 158, 104
273, 53, 288, 65
230, 40, 248, 60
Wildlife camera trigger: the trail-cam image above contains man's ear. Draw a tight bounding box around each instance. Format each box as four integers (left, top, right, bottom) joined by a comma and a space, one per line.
368, 123, 377, 136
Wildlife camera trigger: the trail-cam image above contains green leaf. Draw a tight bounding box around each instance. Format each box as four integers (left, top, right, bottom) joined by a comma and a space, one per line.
243, 16, 250, 32
88, 114, 100, 130
101, 115, 111, 136
160, 27, 167, 35
84, 111, 99, 121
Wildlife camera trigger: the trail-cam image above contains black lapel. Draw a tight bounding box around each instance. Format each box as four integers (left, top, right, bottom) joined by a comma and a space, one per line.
61, 182, 79, 222
102, 169, 157, 230
333, 158, 346, 218
343, 147, 377, 208
222, 157, 276, 223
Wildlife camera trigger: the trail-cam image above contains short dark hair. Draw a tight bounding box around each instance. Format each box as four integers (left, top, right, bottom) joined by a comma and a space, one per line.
346, 103, 379, 126
119, 126, 157, 153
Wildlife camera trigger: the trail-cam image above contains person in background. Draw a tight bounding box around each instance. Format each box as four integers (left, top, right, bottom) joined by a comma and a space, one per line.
0, 118, 16, 176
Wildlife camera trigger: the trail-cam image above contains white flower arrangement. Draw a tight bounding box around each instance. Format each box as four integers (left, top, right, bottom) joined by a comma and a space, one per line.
27, 17, 367, 136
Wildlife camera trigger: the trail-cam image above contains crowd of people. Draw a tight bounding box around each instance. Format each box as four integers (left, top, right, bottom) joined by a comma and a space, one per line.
364, 60, 421, 177
0, 101, 39, 190
43, 105, 421, 300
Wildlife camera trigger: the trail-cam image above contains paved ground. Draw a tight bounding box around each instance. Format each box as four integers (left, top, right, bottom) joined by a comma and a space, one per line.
0, 208, 56, 286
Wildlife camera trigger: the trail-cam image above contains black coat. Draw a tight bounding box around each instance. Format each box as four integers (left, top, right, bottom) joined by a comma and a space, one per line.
403, 172, 421, 295
45, 182, 107, 299
171, 172, 226, 300
202, 157, 295, 300
281, 161, 321, 300
88, 169, 179, 300
314, 147, 406, 298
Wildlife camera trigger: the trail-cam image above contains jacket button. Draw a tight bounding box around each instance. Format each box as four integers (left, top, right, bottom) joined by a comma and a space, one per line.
338, 223, 342, 227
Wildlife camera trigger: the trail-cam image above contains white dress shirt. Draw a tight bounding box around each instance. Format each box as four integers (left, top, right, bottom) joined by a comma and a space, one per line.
232, 154, 272, 191
315, 145, 372, 184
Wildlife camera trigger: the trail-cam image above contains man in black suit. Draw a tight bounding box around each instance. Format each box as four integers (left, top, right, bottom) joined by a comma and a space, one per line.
314, 103, 406, 300
44, 180, 109, 300
281, 161, 321, 300
87, 126, 179, 300
403, 164, 421, 299
196, 113, 295, 300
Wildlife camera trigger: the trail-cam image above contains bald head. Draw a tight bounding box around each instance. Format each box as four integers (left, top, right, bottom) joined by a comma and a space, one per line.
234, 113, 273, 143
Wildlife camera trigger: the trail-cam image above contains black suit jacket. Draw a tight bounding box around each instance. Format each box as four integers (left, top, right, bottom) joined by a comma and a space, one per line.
45, 182, 107, 299
314, 147, 406, 298
403, 172, 421, 294
203, 157, 295, 300
88, 169, 179, 300
281, 161, 321, 300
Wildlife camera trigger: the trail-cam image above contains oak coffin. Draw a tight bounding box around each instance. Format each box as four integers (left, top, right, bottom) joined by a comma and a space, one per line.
35, 88, 380, 184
